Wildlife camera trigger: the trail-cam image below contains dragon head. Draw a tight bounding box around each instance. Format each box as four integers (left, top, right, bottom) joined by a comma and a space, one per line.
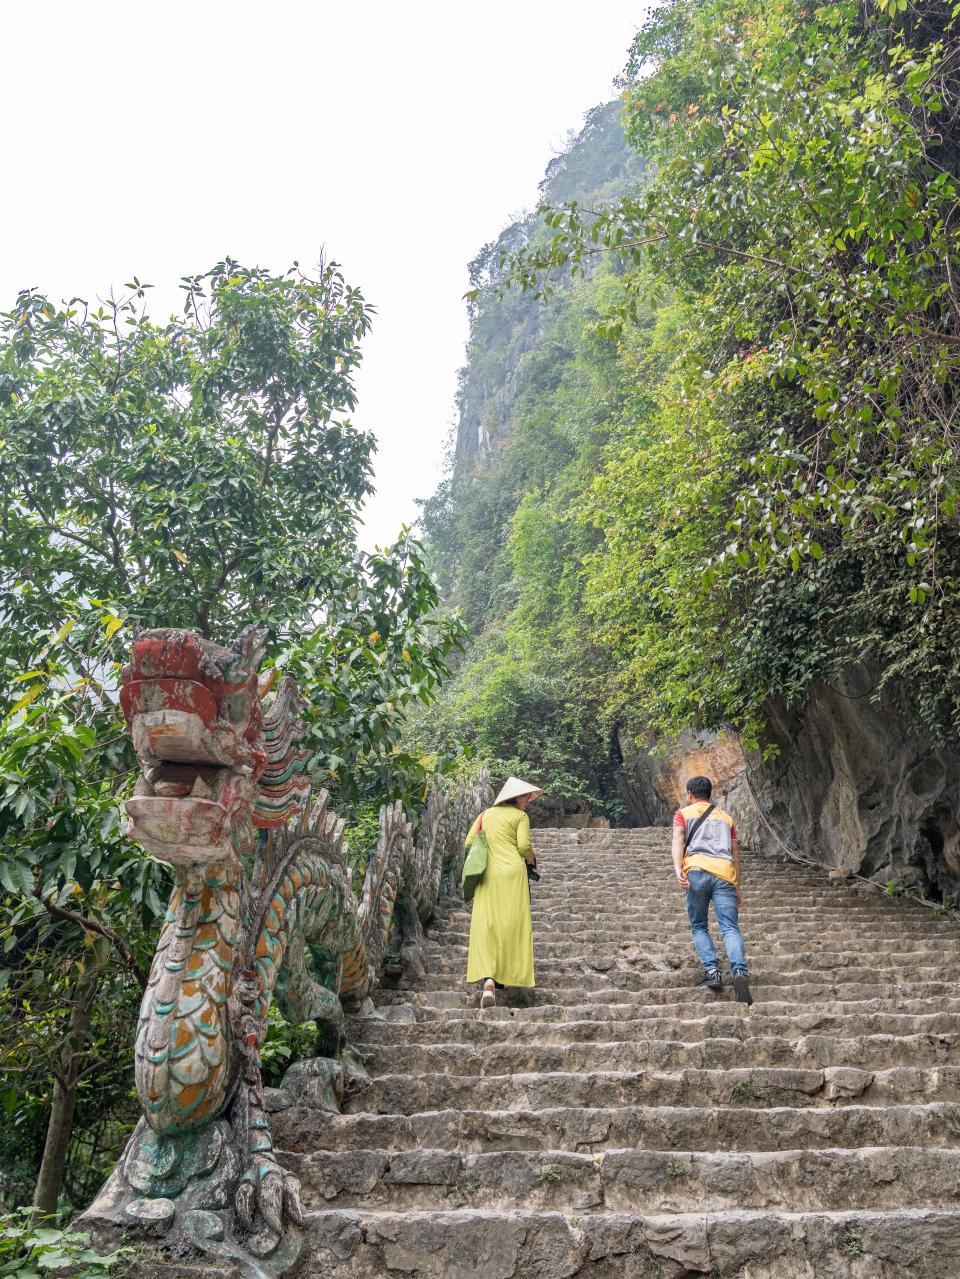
121, 625, 310, 865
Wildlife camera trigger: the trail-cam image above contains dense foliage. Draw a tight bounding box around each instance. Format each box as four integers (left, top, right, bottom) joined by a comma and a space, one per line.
0, 1212, 120, 1279
413, 107, 649, 822
0, 262, 463, 1212
506, 0, 960, 744
413, 0, 960, 820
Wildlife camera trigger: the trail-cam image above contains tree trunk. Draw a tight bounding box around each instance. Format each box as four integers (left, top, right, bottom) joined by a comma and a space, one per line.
32, 958, 103, 1216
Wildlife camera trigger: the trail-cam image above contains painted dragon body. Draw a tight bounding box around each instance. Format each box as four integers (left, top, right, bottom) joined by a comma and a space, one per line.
84, 626, 488, 1275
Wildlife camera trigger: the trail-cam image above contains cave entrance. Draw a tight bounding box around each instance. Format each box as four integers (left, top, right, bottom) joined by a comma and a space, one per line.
912, 805, 958, 906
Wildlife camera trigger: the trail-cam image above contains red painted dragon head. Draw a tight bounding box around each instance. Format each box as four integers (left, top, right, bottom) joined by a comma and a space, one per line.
121, 625, 311, 865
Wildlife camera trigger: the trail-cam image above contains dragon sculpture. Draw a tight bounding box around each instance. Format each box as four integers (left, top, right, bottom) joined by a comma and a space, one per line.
83, 626, 489, 1276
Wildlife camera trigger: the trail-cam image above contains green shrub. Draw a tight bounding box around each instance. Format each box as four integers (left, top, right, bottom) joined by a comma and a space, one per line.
0, 1213, 121, 1279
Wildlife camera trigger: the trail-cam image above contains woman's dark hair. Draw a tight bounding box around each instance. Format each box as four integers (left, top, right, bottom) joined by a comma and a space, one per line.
498, 796, 519, 806
685, 775, 712, 799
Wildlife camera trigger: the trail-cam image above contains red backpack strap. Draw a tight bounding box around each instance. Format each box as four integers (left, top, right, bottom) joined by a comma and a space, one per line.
478, 809, 485, 830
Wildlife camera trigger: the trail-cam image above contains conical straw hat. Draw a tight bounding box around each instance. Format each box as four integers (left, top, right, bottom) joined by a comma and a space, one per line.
493, 776, 544, 805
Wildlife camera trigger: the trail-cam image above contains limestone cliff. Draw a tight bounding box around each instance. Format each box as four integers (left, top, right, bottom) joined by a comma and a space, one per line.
453, 101, 645, 476
741, 673, 960, 902
419, 97, 960, 897
617, 670, 960, 906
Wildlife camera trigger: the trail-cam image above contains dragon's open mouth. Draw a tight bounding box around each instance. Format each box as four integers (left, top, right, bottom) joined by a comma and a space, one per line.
120, 628, 310, 865
120, 630, 267, 865
127, 736, 256, 864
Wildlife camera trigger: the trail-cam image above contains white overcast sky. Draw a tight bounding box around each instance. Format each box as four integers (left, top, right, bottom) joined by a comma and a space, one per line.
0, 2, 641, 550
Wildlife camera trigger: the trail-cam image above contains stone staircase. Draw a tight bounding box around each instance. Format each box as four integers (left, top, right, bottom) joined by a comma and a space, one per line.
270, 827, 960, 1277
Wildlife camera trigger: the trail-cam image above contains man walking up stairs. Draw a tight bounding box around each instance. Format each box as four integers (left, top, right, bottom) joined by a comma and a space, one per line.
673, 776, 753, 1007
270, 827, 960, 1277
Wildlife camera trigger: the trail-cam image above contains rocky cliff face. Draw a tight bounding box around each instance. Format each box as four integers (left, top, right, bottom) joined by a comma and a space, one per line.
742, 671, 960, 903
618, 667, 960, 906
452, 102, 646, 478
453, 294, 543, 473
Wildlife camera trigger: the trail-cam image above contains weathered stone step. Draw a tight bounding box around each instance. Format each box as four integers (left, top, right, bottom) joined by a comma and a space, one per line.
402, 990, 960, 1021
428, 927, 959, 952
524, 906, 950, 927
531, 894, 896, 908
529, 925, 956, 946
526, 871, 884, 884
341, 1065, 960, 1116
272, 1100, 960, 1156
426, 941, 958, 967
524, 930, 953, 948
526, 861, 877, 876
350, 1031, 960, 1076
527, 900, 933, 915
526, 884, 938, 901
445, 908, 955, 929
282, 1143, 960, 1214
403, 997, 960, 1028
414, 961, 956, 1002
347, 1007, 960, 1043
427, 943, 956, 973
298, 1205, 960, 1278
422, 965, 958, 994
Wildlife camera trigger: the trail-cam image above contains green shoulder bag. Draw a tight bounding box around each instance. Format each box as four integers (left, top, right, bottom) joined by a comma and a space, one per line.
461, 810, 489, 902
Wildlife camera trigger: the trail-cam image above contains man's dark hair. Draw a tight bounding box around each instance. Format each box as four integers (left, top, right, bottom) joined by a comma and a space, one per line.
686, 775, 712, 799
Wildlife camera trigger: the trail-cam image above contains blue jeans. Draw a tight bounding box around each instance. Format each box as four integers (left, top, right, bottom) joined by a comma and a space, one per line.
685, 868, 748, 976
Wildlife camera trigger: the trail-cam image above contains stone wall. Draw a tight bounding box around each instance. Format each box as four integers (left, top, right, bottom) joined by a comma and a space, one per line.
742, 670, 960, 903
618, 666, 960, 905
616, 726, 747, 829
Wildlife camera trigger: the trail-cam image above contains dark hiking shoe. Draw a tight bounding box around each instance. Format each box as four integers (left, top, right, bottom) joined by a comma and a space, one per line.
734, 974, 754, 1006
697, 968, 723, 991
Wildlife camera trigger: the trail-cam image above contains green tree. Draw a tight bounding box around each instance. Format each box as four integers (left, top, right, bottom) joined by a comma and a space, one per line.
0, 260, 464, 1213
499, 0, 960, 744
2, 257, 373, 652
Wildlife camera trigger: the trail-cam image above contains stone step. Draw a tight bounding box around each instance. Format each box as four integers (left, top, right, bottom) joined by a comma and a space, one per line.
391, 997, 960, 1038
426, 925, 960, 951
454, 894, 946, 911
447, 881, 942, 897
470, 896, 936, 916
426, 932, 960, 956
442, 908, 954, 927
523, 916, 949, 931
349, 1032, 960, 1076
525, 873, 915, 884
523, 869, 874, 880
524, 858, 872, 870
421, 966, 959, 993
416, 966, 956, 997
427, 941, 958, 963
441, 883, 931, 900
341, 1065, 960, 1116
401, 987, 960, 1018
346, 1008, 960, 1043
282, 1143, 960, 1214
297, 1205, 960, 1277
449, 910, 956, 931
272, 1100, 960, 1157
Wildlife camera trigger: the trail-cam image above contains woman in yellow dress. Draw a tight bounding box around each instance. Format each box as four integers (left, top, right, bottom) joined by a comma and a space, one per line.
464, 776, 542, 1008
